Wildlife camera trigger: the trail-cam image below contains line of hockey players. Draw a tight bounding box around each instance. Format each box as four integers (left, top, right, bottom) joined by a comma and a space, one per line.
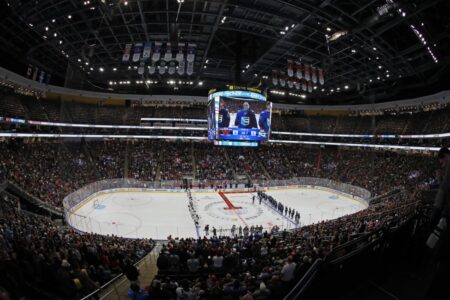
203, 224, 280, 237
257, 191, 300, 224
186, 189, 200, 226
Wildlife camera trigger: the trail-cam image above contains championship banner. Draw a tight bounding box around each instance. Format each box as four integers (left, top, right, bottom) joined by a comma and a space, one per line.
168, 61, 176, 75
301, 79, 307, 91
279, 71, 286, 87
164, 43, 172, 62
122, 43, 132, 62
142, 42, 152, 62
138, 60, 145, 75
287, 59, 294, 77
152, 42, 162, 62
295, 62, 303, 80
158, 61, 166, 75
311, 67, 317, 84
186, 60, 194, 75
148, 62, 156, 74
186, 43, 196, 63
304, 64, 310, 81
318, 68, 325, 85
176, 43, 185, 62
177, 59, 185, 75
294, 79, 300, 90
272, 70, 278, 86
307, 81, 313, 93
26, 64, 33, 78
287, 79, 293, 88
132, 43, 143, 62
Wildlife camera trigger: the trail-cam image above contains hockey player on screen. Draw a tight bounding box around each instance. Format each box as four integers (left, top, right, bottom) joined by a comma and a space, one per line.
234, 102, 257, 128
258, 102, 271, 132
218, 101, 230, 128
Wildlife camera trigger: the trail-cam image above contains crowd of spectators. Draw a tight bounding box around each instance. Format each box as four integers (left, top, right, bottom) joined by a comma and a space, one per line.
0, 194, 154, 299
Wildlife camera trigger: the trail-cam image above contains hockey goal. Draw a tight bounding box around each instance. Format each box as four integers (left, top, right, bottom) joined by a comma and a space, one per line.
93, 199, 100, 209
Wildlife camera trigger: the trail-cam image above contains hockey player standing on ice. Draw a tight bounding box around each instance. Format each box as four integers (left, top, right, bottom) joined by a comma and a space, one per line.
235, 102, 257, 128
258, 101, 271, 132
218, 101, 230, 128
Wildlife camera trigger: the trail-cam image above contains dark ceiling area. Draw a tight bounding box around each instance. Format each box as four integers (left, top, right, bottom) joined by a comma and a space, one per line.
0, 0, 449, 105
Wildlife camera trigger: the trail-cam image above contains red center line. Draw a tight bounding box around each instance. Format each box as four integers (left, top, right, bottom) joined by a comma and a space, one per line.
218, 192, 248, 227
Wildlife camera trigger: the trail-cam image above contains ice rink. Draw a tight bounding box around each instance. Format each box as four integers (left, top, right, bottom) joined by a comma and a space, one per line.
67, 187, 368, 240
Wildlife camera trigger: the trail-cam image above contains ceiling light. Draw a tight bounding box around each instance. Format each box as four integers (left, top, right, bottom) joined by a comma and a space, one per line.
124, 1, 128, 5
52, 19, 56, 23
59, 40, 63, 44
326, 27, 331, 32
351, 49, 356, 53
344, 85, 349, 89
45, 26, 49, 31
99, 67, 104, 72
373, 47, 377, 51
198, 81, 203, 86
53, 33, 58, 37
113, 67, 117, 71
67, 15, 72, 19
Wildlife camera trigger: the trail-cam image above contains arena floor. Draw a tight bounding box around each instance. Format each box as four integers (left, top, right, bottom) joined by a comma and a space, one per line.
67, 187, 368, 239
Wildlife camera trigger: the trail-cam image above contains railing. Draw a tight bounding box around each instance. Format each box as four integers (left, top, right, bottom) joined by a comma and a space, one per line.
283, 259, 323, 300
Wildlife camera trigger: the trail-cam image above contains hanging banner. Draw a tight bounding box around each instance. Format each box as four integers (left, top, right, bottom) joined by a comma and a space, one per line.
186, 61, 194, 75
287, 79, 293, 88
164, 43, 172, 62
301, 79, 307, 91
168, 61, 176, 75
132, 43, 143, 62
148, 62, 156, 75
304, 64, 311, 81
176, 43, 185, 62
287, 59, 294, 77
295, 62, 303, 79
318, 68, 325, 85
279, 71, 286, 87
187, 43, 196, 63
152, 42, 162, 62
294, 79, 300, 90
158, 61, 166, 75
177, 59, 185, 75
272, 70, 278, 86
138, 60, 145, 75
142, 42, 152, 62
122, 43, 132, 62
307, 81, 313, 93
311, 67, 317, 84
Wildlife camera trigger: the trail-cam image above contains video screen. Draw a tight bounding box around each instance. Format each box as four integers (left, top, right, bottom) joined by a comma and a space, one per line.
208, 90, 272, 143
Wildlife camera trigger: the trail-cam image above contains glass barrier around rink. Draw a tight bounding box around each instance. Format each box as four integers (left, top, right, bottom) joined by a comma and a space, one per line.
63, 177, 371, 240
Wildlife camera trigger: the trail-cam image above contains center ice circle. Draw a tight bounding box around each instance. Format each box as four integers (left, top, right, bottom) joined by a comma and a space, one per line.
65, 186, 369, 240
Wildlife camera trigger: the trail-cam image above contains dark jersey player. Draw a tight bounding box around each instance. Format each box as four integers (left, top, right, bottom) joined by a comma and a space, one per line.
235, 102, 257, 129
218, 101, 230, 128
258, 102, 271, 132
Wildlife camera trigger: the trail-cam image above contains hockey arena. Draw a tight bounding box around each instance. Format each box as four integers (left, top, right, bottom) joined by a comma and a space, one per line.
1, 0, 450, 299
66, 185, 368, 239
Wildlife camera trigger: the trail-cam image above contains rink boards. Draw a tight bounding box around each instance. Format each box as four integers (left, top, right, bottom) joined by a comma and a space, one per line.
66, 186, 368, 240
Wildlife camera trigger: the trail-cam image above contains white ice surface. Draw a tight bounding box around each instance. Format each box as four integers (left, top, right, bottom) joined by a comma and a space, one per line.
68, 187, 367, 240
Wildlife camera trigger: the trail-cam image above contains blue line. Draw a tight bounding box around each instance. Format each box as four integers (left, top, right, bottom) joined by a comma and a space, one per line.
195, 225, 201, 239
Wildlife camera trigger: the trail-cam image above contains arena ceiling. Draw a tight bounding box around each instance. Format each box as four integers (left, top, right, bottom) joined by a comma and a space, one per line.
0, 0, 449, 104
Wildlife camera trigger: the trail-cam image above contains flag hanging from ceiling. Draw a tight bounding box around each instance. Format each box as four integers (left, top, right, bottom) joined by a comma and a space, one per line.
142, 42, 152, 62
287, 59, 294, 77
177, 59, 185, 75
176, 43, 185, 62
132, 43, 143, 62
148, 62, 156, 75
138, 60, 145, 75
311, 67, 317, 84
294, 79, 300, 90
122, 43, 132, 62
164, 43, 172, 62
168, 61, 176, 75
304, 64, 310, 81
26, 64, 33, 78
158, 61, 166, 75
295, 62, 303, 79
152, 42, 162, 62
279, 71, 286, 87
318, 68, 325, 85
187, 43, 196, 63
